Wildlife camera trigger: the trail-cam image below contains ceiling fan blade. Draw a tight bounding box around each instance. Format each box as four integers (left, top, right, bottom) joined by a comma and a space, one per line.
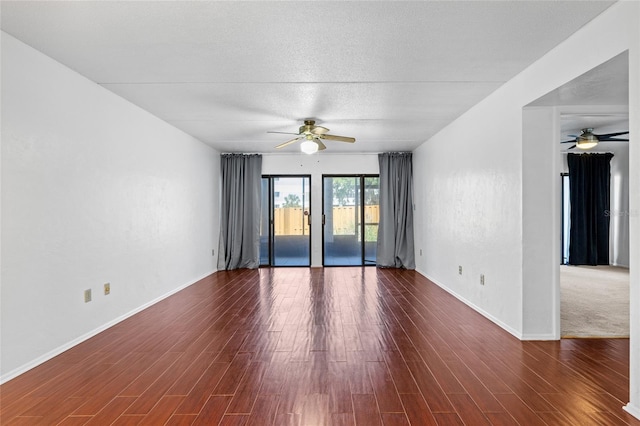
316, 140, 327, 151
268, 131, 301, 135
599, 137, 629, 142
595, 131, 629, 138
561, 139, 577, 144
310, 126, 329, 135
567, 145, 576, 150
320, 134, 356, 143
275, 136, 302, 149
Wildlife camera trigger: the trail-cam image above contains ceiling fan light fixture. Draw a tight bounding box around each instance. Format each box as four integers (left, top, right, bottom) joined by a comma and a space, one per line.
300, 140, 318, 154
576, 132, 598, 149
271, 119, 355, 152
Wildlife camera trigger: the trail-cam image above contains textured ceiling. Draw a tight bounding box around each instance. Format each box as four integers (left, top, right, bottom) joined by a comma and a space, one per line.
1, 1, 619, 154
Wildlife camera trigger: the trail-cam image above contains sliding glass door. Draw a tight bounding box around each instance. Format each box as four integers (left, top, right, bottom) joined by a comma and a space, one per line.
322, 175, 379, 266
261, 175, 311, 266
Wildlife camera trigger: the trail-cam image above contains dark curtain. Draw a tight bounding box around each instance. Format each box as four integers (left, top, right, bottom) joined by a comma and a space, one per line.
376, 152, 415, 269
217, 154, 262, 270
567, 153, 613, 265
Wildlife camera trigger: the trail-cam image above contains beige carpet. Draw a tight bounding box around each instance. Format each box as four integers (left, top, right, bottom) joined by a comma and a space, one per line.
561, 265, 629, 338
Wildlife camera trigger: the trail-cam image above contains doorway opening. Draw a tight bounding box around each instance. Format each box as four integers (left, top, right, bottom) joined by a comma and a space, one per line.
322, 175, 379, 266
260, 175, 311, 266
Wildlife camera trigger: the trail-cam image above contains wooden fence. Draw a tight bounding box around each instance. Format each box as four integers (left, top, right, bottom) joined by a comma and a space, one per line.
273, 206, 379, 235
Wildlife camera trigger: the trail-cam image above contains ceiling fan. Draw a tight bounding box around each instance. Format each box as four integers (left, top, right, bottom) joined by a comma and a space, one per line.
561, 128, 629, 150
268, 120, 355, 154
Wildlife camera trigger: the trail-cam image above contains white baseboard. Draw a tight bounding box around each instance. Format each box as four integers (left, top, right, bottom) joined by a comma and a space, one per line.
611, 262, 630, 269
415, 268, 526, 340
624, 403, 640, 420
0, 270, 216, 384
520, 332, 558, 341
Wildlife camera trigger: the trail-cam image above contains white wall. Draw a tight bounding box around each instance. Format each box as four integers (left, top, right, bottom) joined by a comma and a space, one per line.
413, 91, 524, 336
1, 33, 220, 382
413, 1, 639, 417
262, 153, 379, 266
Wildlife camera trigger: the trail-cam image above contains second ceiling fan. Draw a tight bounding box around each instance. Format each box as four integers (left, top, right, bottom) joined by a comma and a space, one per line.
269, 120, 355, 153
561, 128, 629, 150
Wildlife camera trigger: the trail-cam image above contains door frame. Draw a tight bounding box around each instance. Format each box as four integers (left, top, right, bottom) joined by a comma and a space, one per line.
321, 174, 379, 266
261, 174, 312, 267
561, 172, 569, 265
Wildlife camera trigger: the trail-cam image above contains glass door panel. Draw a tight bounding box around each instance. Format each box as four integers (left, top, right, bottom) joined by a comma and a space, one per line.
363, 177, 380, 265
323, 177, 361, 265
323, 176, 379, 266
272, 177, 311, 266
260, 177, 270, 266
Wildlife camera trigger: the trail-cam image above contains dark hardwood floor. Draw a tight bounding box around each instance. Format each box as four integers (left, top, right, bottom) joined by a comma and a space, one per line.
1, 267, 637, 425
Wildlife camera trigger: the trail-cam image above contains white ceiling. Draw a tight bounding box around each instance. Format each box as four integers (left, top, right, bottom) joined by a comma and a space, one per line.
1, 1, 620, 154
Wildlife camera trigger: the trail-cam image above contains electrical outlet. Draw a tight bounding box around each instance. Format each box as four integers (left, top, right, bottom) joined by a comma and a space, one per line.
458, 266, 462, 275
480, 274, 485, 285
84, 289, 92, 303
104, 283, 110, 295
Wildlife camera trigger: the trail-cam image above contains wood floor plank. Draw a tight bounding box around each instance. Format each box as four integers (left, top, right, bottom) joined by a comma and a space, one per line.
367, 361, 404, 413
245, 395, 279, 425
219, 414, 250, 425
56, 415, 93, 425
300, 393, 330, 425
380, 412, 410, 425
111, 415, 146, 425
212, 352, 253, 395
273, 360, 308, 416
381, 351, 420, 395
444, 359, 506, 413
226, 361, 268, 414
27, 397, 86, 425
430, 412, 464, 425
446, 393, 492, 426
327, 361, 354, 415
173, 362, 230, 414
191, 395, 232, 425
166, 350, 219, 396
492, 393, 547, 426
330, 412, 356, 426
398, 393, 438, 425
118, 351, 183, 397
165, 414, 198, 425
85, 396, 137, 425
482, 412, 520, 426
405, 361, 454, 413
345, 351, 375, 390
136, 395, 184, 425
352, 394, 382, 425
0, 268, 636, 425
71, 353, 159, 416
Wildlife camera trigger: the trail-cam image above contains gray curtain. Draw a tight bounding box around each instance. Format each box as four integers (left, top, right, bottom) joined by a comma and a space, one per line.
217, 154, 262, 270
377, 152, 415, 269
